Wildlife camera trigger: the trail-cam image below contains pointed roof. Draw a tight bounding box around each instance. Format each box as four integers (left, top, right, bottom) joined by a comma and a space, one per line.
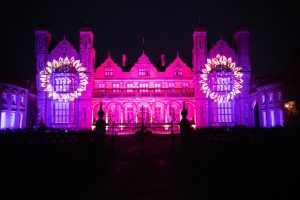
36, 22, 50, 32
135, 52, 153, 65
235, 21, 250, 32
80, 21, 93, 32
194, 18, 206, 32
49, 37, 78, 60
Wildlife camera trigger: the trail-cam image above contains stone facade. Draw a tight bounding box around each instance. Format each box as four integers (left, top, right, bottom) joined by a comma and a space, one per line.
34, 22, 286, 131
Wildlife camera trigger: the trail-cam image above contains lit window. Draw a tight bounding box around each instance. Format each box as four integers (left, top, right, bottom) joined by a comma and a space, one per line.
279, 110, 284, 127
20, 96, 24, 107
175, 68, 183, 76
54, 77, 73, 92
262, 111, 267, 127
154, 106, 162, 122
262, 94, 265, 104
126, 107, 134, 123
19, 113, 23, 128
113, 83, 120, 93
1, 112, 6, 129
11, 112, 15, 128
154, 83, 161, 92
127, 83, 133, 93
183, 83, 189, 89
104, 68, 113, 77
169, 106, 177, 122
2, 93, 7, 104
168, 83, 175, 89
138, 68, 149, 76
12, 95, 16, 105
139, 83, 148, 92
98, 83, 105, 92
54, 102, 74, 124
278, 91, 282, 101
217, 102, 232, 123
270, 110, 275, 127
140, 106, 150, 123
269, 92, 273, 103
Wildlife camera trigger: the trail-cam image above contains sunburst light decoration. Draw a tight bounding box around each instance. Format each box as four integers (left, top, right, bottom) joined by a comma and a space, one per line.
200, 54, 243, 103
39, 57, 88, 102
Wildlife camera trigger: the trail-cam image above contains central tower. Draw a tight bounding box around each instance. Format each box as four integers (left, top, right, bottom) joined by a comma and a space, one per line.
193, 21, 208, 127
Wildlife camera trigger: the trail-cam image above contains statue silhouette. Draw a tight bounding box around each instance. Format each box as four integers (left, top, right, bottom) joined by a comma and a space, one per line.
179, 102, 191, 135
95, 102, 106, 135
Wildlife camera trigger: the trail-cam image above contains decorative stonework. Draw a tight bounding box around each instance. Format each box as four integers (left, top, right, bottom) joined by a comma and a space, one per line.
200, 54, 243, 103
39, 56, 88, 102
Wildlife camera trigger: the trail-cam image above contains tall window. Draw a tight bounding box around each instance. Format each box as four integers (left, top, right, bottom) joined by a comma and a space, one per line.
104, 68, 113, 77
154, 83, 161, 92
169, 106, 176, 122
168, 83, 175, 91
270, 110, 275, 127
10, 112, 15, 128
262, 111, 267, 127
261, 94, 265, 104
183, 83, 189, 90
212, 102, 233, 124
1, 112, 6, 129
175, 68, 183, 76
54, 77, 73, 92
113, 107, 120, 122
138, 68, 149, 76
127, 83, 133, 92
279, 110, 284, 126
113, 83, 120, 93
12, 95, 16, 105
127, 107, 134, 123
20, 96, 24, 107
269, 92, 273, 103
140, 106, 150, 123
98, 83, 105, 92
19, 113, 23, 128
2, 93, 6, 104
216, 77, 231, 91
154, 106, 162, 122
278, 91, 282, 101
139, 83, 148, 92
54, 102, 74, 124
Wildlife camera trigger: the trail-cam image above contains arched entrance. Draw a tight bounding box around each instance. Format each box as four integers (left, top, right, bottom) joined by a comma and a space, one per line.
254, 103, 260, 127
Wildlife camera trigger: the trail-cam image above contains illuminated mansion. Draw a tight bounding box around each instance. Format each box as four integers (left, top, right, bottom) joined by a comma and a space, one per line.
35, 22, 285, 130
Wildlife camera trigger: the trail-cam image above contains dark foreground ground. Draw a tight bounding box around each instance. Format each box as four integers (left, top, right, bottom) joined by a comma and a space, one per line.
1, 128, 299, 200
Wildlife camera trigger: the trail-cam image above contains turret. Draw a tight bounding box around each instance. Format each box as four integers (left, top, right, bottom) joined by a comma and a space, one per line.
79, 22, 95, 72
234, 22, 251, 71
35, 23, 51, 72
192, 19, 207, 73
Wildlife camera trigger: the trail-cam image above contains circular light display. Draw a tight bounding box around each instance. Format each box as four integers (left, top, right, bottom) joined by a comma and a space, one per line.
39, 56, 88, 102
200, 54, 243, 103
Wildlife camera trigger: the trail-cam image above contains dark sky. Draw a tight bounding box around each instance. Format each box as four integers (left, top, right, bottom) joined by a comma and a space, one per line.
0, 0, 299, 85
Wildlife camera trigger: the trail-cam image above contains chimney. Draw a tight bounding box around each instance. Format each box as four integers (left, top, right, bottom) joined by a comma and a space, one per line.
161, 54, 165, 67
122, 54, 126, 67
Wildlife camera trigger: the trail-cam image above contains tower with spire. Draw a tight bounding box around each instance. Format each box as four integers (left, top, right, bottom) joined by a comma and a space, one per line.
234, 22, 251, 126
35, 23, 51, 126
193, 19, 209, 127
77, 21, 95, 128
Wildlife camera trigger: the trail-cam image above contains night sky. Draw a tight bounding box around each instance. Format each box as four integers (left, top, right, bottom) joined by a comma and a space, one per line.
0, 0, 299, 86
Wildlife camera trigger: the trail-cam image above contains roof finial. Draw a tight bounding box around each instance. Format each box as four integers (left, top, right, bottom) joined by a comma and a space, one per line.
142, 36, 145, 54
177, 51, 180, 57
108, 51, 111, 58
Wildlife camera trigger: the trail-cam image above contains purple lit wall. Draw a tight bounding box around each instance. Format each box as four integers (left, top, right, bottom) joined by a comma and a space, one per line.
0, 83, 29, 130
